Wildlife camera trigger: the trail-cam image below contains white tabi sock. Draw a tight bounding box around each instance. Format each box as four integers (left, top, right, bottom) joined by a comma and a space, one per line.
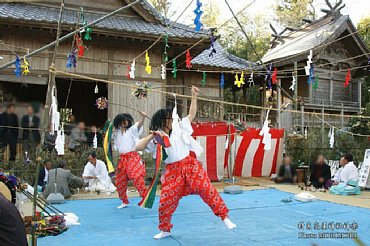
153, 231, 171, 239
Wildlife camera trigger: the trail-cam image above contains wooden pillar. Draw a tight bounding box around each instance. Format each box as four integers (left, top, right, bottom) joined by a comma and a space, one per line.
277, 79, 281, 128
294, 62, 298, 127
358, 79, 362, 110
329, 69, 333, 103
301, 105, 304, 133
321, 107, 325, 148
341, 102, 344, 128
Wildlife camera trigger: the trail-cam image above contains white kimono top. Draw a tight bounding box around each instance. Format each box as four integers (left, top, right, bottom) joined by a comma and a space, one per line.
82, 160, 116, 192
114, 123, 143, 154
339, 162, 359, 185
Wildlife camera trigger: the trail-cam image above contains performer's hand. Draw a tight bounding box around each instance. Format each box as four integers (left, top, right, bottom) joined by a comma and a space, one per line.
139, 111, 147, 117
191, 85, 199, 97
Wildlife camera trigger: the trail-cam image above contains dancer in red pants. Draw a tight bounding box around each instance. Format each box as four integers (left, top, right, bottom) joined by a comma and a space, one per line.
136, 86, 236, 239
114, 111, 147, 209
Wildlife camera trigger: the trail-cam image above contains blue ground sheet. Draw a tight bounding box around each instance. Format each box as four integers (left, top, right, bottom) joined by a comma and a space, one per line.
39, 188, 370, 246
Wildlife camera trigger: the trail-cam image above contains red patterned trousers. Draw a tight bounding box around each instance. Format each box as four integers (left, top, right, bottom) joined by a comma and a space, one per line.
116, 152, 147, 204
158, 155, 229, 232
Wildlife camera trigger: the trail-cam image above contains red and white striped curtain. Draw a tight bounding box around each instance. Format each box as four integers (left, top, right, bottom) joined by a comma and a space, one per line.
191, 122, 284, 181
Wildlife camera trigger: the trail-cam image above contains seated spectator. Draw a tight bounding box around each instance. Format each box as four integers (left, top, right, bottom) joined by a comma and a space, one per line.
82, 152, 116, 193
42, 124, 57, 152
43, 160, 85, 199
275, 156, 297, 184
87, 125, 103, 148
330, 154, 361, 195
37, 159, 52, 191
0, 193, 28, 246
64, 114, 76, 136
310, 155, 331, 188
326, 157, 345, 188
68, 122, 87, 151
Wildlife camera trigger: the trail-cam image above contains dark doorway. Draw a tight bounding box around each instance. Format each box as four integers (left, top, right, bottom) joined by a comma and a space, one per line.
56, 79, 108, 127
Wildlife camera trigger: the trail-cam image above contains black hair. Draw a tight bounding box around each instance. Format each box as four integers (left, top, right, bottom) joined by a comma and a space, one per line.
43, 159, 52, 165
89, 151, 97, 159
7, 103, 15, 109
113, 113, 134, 129
57, 160, 67, 169
343, 153, 353, 162
150, 108, 172, 131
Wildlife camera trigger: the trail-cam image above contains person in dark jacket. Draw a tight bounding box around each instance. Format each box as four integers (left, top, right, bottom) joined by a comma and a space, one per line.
0, 193, 28, 246
86, 125, 103, 148
21, 105, 41, 158
42, 124, 57, 152
310, 155, 331, 188
275, 156, 297, 184
37, 159, 52, 189
0, 104, 19, 161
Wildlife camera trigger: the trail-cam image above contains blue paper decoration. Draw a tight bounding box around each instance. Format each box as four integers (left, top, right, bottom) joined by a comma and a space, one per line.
220, 73, 225, 88
265, 63, 272, 89
66, 49, 77, 69
307, 64, 314, 84
193, 0, 203, 32
14, 55, 21, 77
209, 33, 216, 57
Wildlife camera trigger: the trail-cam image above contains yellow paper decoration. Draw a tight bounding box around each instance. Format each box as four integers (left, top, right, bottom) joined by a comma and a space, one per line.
21, 58, 30, 75
145, 51, 152, 74
234, 73, 244, 88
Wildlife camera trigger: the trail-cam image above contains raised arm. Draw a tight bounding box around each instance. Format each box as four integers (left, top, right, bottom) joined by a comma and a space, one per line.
137, 111, 147, 129
187, 86, 199, 122
136, 133, 154, 151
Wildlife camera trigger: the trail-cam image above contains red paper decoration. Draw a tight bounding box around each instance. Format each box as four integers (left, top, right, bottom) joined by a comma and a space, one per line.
186, 49, 192, 69
271, 68, 278, 84
344, 69, 351, 87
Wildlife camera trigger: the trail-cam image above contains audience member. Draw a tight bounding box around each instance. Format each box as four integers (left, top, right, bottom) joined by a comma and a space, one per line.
43, 160, 85, 199
87, 125, 103, 148
275, 156, 297, 184
0, 104, 19, 161
68, 122, 87, 151
42, 124, 57, 152
309, 155, 331, 188
37, 159, 52, 191
21, 105, 40, 157
64, 114, 76, 136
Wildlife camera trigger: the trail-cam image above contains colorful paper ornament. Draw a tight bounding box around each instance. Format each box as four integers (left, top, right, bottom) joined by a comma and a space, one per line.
193, 0, 203, 32
304, 50, 313, 75
21, 57, 30, 76
172, 59, 177, 79
234, 73, 244, 88
328, 126, 335, 149
265, 63, 272, 89
201, 71, 206, 86
307, 64, 314, 84
14, 55, 21, 77
94, 83, 99, 94
220, 73, 225, 88
248, 72, 254, 86
129, 60, 135, 79
66, 50, 77, 69
126, 65, 131, 79
96, 97, 108, 110
259, 108, 272, 151
271, 68, 278, 84
313, 75, 319, 89
209, 33, 216, 57
289, 74, 296, 91
93, 131, 97, 149
132, 82, 152, 99
240, 71, 245, 85
186, 49, 192, 69
163, 34, 169, 63
161, 64, 166, 80
84, 27, 93, 41
145, 51, 152, 74
344, 69, 351, 87
75, 34, 84, 57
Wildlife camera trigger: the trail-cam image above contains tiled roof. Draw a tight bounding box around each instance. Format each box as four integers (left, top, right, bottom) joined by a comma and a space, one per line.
0, 2, 209, 39
191, 42, 255, 70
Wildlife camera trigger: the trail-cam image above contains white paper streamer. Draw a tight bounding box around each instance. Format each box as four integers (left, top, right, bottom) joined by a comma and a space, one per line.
289, 74, 296, 91
304, 50, 313, 75
55, 129, 65, 155
49, 86, 60, 135
259, 109, 271, 151
93, 132, 98, 149
129, 59, 135, 79
329, 126, 335, 148
161, 64, 166, 80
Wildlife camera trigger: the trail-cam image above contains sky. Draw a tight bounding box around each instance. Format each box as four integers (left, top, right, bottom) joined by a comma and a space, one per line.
170, 0, 370, 28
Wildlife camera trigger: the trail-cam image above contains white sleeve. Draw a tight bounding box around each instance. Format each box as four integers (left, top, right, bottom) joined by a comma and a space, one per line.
340, 167, 349, 184
113, 132, 118, 151
145, 140, 157, 158
82, 164, 91, 177
180, 117, 193, 136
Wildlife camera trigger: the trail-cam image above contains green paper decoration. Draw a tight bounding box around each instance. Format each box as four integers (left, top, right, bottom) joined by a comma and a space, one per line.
313, 75, 319, 90
84, 27, 93, 40
172, 59, 177, 79
163, 34, 169, 63
201, 71, 206, 87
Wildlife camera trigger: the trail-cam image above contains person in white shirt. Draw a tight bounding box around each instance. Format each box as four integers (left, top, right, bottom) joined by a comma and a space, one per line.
330, 153, 361, 195
136, 86, 236, 240
113, 111, 147, 209
331, 157, 345, 184
83, 152, 116, 193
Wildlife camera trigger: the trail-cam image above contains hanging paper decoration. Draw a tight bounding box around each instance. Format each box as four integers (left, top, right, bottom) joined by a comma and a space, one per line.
79, 7, 93, 41
21, 57, 30, 76
234, 73, 240, 87
313, 75, 319, 90
304, 127, 308, 139
185, 49, 192, 69
193, 0, 203, 32
74, 34, 85, 57
344, 69, 351, 87
172, 59, 177, 79
14, 55, 21, 77
94, 83, 99, 94
271, 68, 278, 84
234, 72, 244, 88
126, 65, 131, 79
248, 72, 254, 86
220, 73, 225, 88
160, 64, 166, 80
93, 131, 98, 149
55, 128, 65, 155
307, 64, 314, 84
103, 121, 115, 176
240, 71, 245, 85
129, 60, 135, 79
304, 50, 313, 75
289, 74, 296, 91
84, 27, 93, 41
132, 82, 152, 99
96, 97, 108, 110
265, 63, 272, 89
49, 86, 60, 134
163, 34, 169, 63
328, 126, 335, 149
145, 51, 152, 74
66, 50, 77, 69
209, 33, 216, 57
259, 108, 272, 151
201, 71, 206, 86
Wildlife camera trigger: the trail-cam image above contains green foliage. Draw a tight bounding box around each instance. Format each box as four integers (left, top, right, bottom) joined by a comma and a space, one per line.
275, 0, 315, 28
148, 0, 171, 18
357, 16, 370, 49
202, 2, 220, 28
